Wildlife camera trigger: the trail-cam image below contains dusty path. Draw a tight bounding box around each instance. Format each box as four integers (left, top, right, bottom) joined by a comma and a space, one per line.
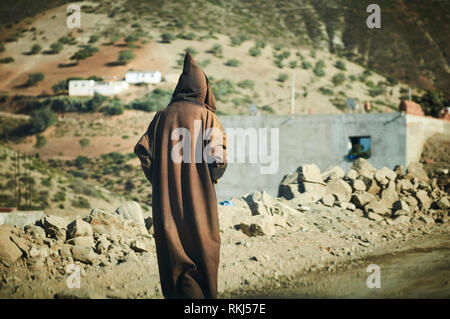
226, 234, 450, 299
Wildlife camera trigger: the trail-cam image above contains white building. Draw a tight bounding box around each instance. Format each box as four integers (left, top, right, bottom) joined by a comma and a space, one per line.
68, 80, 129, 96
125, 71, 162, 84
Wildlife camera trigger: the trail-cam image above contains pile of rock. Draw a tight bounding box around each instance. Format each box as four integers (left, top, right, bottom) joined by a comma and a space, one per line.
279, 159, 449, 224
0, 201, 153, 271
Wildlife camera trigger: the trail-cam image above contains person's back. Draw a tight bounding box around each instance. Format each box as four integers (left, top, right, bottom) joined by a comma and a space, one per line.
134, 52, 227, 299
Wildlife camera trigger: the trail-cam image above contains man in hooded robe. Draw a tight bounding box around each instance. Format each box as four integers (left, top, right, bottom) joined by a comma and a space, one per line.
134, 52, 227, 299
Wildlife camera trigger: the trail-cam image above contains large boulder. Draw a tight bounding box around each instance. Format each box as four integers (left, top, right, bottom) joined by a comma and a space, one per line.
322, 166, 345, 181
24, 225, 46, 240
115, 201, 145, 226
406, 162, 429, 183
83, 209, 125, 241
66, 236, 95, 248
325, 179, 352, 202
71, 246, 97, 265
374, 167, 397, 185
0, 226, 23, 266
415, 190, 431, 210
436, 197, 450, 210
243, 191, 287, 216
351, 191, 376, 209
237, 214, 285, 237
42, 215, 70, 240
297, 164, 326, 194
351, 158, 376, 179
67, 219, 93, 239
380, 182, 399, 209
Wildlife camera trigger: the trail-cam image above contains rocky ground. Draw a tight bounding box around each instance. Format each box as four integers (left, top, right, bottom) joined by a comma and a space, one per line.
0, 159, 448, 298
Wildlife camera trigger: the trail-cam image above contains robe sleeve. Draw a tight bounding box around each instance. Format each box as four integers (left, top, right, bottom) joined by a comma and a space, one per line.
134, 121, 155, 184
205, 113, 227, 183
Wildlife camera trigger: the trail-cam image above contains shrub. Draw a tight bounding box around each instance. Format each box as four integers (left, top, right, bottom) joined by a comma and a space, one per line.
289, 60, 298, 68
28, 107, 56, 134
53, 191, 66, 202
255, 40, 266, 48
225, 59, 240, 67
79, 138, 90, 148
211, 79, 235, 102
30, 43, 42, 54
335, 60, 346, 70
72, 196, 90, 209
319, 87, 334, 96
75, 155, 89, 167
237, 80, 255, 90
332, 73, 346, 86
230, 34, 247, 46
368, 87, 383, 97
50, 41, 63, 54
129, 88, 172, 112
70, 45, 98, 63
88, 35, 99, 43
0, 57, 14, 63
273, 43, 284, 51
277, 73, 288, 82
301, 61, 312, 69
313, 61, 325, 77
249, 46, 261, 57
26, 72, 44, 86
34, 134, 47, 148
208, 44, 223, 58
178, 32, 196, 40
161, 32, 175, 43
117, 50, 135, 64
102, 98, 124, 115
184, 47, 198, 56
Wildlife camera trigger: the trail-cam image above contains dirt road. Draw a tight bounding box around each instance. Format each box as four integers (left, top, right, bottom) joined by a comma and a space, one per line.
228, 235, 450, 299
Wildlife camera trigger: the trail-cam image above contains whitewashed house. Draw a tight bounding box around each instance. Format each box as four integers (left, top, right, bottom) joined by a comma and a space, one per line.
125, 71, 162, 84
69, 80, 96, 96
68, 80, 129, 96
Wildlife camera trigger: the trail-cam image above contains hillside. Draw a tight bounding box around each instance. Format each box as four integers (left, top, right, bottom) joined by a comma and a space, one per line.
0, 0, 448, 100
0, 143, 132, 216
0, 0, 438, 117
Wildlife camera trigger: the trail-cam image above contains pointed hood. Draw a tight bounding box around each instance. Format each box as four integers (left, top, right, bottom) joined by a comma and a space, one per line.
170, 52, 217, 113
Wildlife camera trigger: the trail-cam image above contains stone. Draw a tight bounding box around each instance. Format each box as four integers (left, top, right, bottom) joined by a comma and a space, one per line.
351, 158, 376, 179
42, 215, 70, 240
321, 194, 335, 207
24, 225, 46, 240
393, 209, 410, 217
404, 195, 419, 210
366, 179, 381, 195
365, 199, 390, 216
375, 167, 397, 183
345, 169, 358, 180
66, 236, 94, 248
238, 215, 285, 237
396, 179, 414, 193
346, 203, 356, 211
71, 246, 97, 265
395, 215, 410, 224
415, 190, 431, 210
419, 215, 434, 224
94, 234, 110, 254
84, 209, 125, 241
393, 165, 404, 176
321, 166, 345, 181
67, 219, 93, 239
352, 179, 366, 191
436, 197, 450, 210
243, 191, 288, 216
380, 182, 399, 209
130, 238, 152, 252
366, 212, 383, 222
393, 200, 410, 213
325, 179, 352, 202
297, 164, 326, 194
59, 244, 72, 259
351, 192, 375, 208
406, 162, 429, 183
9, 234, 29, 257
279, 172, 299, 185
115, 201, 145, 226
0, 227, 22, 266
278, 184, 301, 200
